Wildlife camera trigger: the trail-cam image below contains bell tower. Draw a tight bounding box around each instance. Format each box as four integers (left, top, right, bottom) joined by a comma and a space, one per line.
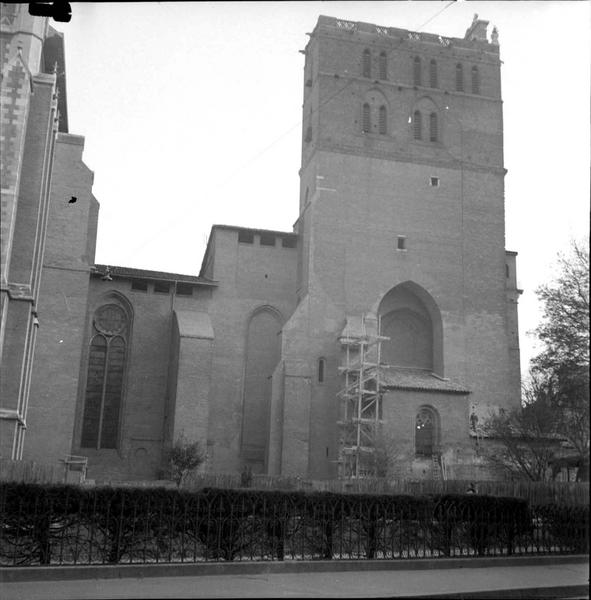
269, 15, 520, 479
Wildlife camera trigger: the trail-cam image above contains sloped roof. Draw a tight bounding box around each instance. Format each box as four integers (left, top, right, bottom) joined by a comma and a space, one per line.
381, 367, 470, 394
174, 310, 214, 340
92, 264, 216, 286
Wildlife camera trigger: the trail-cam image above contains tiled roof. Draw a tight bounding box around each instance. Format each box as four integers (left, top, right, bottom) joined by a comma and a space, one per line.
92, 264, 217, 286
380, 367, 470, 394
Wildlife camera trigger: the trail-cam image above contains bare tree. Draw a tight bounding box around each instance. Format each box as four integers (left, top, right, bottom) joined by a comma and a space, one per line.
372, 427, 405, 479
483, 376, 562, 481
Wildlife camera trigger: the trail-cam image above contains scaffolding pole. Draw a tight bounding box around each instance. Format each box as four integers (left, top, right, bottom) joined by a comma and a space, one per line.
337, 314, 388, 479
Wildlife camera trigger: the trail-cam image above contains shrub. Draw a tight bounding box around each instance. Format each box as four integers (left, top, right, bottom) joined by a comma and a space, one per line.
166, 436, 205, 488
2, 482, 583, 565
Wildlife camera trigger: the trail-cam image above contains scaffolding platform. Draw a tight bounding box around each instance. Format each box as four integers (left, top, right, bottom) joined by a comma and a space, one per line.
337, 314, 388, 479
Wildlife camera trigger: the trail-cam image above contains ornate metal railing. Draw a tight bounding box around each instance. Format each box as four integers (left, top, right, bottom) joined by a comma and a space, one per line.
0, 483, 588, 566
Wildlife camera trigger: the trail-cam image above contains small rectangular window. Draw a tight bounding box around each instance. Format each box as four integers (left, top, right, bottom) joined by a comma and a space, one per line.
176, 283, 193, 296
154, 281, 170, 294
430, 177, 439, 187
282, 236, 296, 248
238, 231, 254, 244
397, 236, 406, 251
260, 234, 275, 246
131, 279, 148, 292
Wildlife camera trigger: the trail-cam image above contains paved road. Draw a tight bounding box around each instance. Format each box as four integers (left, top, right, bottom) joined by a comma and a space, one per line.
2, 561, 588, 599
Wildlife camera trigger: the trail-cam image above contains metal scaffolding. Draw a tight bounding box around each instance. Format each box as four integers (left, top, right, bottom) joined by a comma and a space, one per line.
337, 314, 388, 478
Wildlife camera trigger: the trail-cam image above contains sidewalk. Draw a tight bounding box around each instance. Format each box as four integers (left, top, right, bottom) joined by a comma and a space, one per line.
2, 556, 588, 599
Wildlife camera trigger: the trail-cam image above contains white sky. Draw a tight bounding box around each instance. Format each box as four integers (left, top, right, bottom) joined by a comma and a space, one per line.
53, 1, 590, 376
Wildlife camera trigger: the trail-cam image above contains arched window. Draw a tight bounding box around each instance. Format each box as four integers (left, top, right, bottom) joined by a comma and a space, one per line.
413, 110, 422, 140
378, 52, 387, 80
415, 407, 438, 456
413, 56, 421, 86
362, 49, 371, 78
455, 63, 464, 92
362, 103, 371, 133
318, 358, 326, 383
429, 59, 438, 88
81, 304, 129, 449
429, 112, 438, 142
379, 105, 387, 135
471, 65, 480, 94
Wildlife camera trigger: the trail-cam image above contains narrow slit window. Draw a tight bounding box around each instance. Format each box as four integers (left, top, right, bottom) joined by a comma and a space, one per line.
413, 56, 421, 86
397, 236, 406, 251
429, 112, 438, 142
378, 52, 387, 80
362, 103, 371, 133
456, 63, 464, 92
429, 59, 438, 88
379, 105, 387, 135
471, 65, 480, 94
413, 110, 422, 140
362, 49, 371, 78
318, 358, 325, 383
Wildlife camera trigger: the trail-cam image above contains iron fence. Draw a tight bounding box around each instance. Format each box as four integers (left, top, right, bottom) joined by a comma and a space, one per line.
0, 484, 588, 566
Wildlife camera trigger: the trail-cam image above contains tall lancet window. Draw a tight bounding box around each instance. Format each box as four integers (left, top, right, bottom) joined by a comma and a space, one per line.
471, 65, 480, 94
378, 52, 387, 80
413, 110, 422, 140
429, 59, 438, 88
81, 304, 129, 449
429, 112, 438, 142
456, 63, 464, 92
362, 103, 371, 133
413, 56, 421, 86
362, 49, 371, 78
379, 105, 387, 135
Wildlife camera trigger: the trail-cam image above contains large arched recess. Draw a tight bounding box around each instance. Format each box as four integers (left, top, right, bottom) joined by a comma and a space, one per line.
240, 306, 282, 471
378, 282, 443, 375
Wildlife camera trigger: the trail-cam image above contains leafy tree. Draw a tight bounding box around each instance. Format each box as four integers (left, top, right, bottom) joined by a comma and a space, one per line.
532, 240, 589, 481
167, 435, 205, 487
484, 241, 589, 481
533, 240, 589, 371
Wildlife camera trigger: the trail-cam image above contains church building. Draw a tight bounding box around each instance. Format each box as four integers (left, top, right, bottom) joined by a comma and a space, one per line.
1, 10, 521, 482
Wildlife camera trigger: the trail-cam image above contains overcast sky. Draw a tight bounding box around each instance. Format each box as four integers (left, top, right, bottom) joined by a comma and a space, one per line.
52, 1, 590, 376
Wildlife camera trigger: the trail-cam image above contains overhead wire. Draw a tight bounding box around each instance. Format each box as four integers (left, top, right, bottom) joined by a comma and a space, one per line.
126, 1, 457, 262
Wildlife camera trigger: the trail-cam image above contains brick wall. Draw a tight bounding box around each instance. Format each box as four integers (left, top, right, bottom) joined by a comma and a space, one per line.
25, 134, 96, 464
